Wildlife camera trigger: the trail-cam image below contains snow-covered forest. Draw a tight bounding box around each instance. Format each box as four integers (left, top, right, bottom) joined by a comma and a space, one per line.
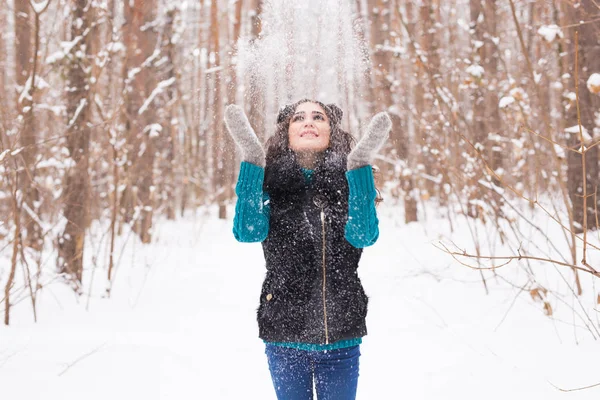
1, 0, 600, 398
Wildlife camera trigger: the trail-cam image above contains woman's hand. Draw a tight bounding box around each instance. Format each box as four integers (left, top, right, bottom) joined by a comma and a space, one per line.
224, 104, 266, 167
347, 112, 392, 170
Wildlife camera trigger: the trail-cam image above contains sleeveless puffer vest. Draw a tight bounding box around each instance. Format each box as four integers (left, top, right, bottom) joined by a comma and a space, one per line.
258, 148, 369, 344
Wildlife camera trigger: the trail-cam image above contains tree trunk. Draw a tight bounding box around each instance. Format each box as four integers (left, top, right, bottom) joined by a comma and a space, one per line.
121, 0, 159, 243
136, 0, 159, 242
248, 0, 265, 140
226, 0, 244, 205
119, 1, 136, 229
354, 0, 375, 118
211, 0, 227, 219
417, 0, 440, 204
467, 0, 488, 218
402, 0, 419, 224
470, 0, 486, 147
564, 0, 600, 233
0, 4, 9, 135
196, 0, 210, 206
369, 0, 392, 108
163, 8, 178, 221
483, 0, 502, 174
14, 1, 42, 249
59, 0, 92, 286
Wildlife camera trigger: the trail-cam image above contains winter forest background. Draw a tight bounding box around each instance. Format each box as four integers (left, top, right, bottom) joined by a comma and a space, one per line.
1, 0, 600, 398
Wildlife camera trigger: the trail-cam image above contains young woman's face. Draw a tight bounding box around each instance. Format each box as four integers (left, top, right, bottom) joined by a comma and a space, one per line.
288, 102, 331, 153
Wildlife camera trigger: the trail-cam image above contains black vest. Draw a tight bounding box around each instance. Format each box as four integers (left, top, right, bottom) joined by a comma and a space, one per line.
257, 148, 368, 344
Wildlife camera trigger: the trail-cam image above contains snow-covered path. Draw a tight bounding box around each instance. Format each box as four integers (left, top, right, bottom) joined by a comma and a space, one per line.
1, 207, 597, 399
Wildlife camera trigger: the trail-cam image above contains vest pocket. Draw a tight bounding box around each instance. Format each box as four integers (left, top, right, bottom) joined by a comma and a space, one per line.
257, 273, 312, 339
331, 281, 368, 332
357, 285, 369, 319
257, 275, 277, 322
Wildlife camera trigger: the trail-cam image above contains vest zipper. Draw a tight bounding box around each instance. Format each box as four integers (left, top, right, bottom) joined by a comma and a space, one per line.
320, 207, 329, 344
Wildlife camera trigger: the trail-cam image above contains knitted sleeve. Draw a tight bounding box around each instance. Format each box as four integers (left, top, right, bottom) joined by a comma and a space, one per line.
345, 165, 380, 248
233, 162, 270, 242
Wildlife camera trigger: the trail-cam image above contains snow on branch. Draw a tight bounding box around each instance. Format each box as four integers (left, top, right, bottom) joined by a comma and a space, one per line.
205, 66, 225, 74
22, 201, 49, 233
30, 0, 51, 14
537, 25, 563, 43
68, 98, 88, 128
587, 73, 600, 94
125, 51, 162, 85
466, 64, 484, 79
141, 49, 161, 69
0, 149, 10, 163
143, 124, 163, 138
46, 36, 84, 64
138, 77, 176, 115
499, 96, 515, 109
18, 75, 50, 104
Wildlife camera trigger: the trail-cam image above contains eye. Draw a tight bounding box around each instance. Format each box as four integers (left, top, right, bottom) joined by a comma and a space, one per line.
313, 114, 324, 121
292, 114, 304, 122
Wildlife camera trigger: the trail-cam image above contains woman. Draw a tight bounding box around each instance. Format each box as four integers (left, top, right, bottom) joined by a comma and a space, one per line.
225, 99, 391, 399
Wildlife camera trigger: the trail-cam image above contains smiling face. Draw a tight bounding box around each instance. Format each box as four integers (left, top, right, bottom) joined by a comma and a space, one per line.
288, 102, 331, 153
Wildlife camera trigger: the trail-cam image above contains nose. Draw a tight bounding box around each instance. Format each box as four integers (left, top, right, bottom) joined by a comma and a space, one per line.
304, 118, 315, 128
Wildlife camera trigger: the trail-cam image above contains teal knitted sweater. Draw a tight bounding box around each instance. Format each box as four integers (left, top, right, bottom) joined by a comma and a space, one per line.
233, 161, 379, 351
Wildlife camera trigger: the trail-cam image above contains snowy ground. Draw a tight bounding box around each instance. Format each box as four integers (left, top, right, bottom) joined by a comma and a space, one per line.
1, 204, 598, 399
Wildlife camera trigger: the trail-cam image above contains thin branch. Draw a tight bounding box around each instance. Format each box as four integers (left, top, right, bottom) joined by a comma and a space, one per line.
547, 380, 600, 392
559, 16, 600, 30
521, 125, 581, 155
57, 342, 107, 377
435, 242, 600, 278
573, 31, 590, 268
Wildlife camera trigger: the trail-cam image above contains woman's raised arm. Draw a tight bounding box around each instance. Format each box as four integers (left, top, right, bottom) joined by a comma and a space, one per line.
345, 112, 392, 248
225, 105, 270, 242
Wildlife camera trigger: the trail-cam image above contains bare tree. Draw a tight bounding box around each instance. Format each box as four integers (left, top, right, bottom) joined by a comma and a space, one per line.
564, 0, 600, 233
0, 3, 9, 135
467, 0, 503, 219
120, 0, 160, 243
160, 7, 179, 220
247, 0, 265, 140
58, 0, 92, 286
209, 0, 227, 219
14, 0, 41, 249
226, 0, 245, 205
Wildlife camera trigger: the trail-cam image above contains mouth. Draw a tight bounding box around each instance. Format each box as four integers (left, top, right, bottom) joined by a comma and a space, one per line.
300, 130, 318, 138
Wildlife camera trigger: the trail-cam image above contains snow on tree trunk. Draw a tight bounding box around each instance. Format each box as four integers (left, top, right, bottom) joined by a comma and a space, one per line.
59, 0, 92, 286
247, 0, 266, 142
564, 0, 600, 234
14, 1, 42, 250
0, 4, 9, 132
120, 0, 159, 244
210, 0, 227, 220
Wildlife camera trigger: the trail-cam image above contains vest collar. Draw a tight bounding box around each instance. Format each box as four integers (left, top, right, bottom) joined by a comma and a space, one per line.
264, 148, 348, 202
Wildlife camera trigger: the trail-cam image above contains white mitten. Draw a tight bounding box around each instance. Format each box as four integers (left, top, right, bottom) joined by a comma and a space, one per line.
224, 104, 266, 167
347, 112, 392, 170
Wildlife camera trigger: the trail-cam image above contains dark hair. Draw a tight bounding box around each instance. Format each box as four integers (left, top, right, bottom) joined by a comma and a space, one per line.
265, 99, 354, 165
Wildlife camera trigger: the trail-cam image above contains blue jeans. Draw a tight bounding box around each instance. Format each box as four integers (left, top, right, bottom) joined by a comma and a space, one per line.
265, 344, 360, 400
